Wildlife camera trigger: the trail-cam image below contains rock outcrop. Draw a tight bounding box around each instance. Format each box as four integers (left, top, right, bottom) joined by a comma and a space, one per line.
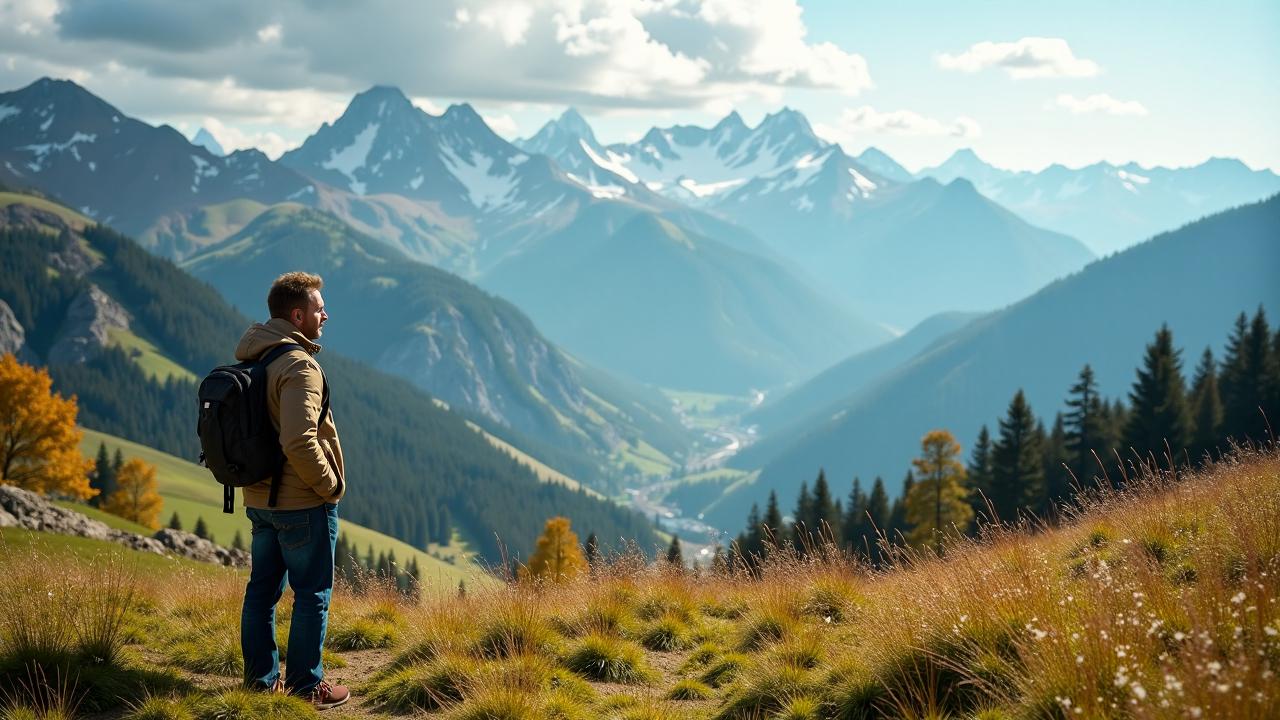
0, 485, 248, 567
47, 283, 131, 364
0, 300, 37, 363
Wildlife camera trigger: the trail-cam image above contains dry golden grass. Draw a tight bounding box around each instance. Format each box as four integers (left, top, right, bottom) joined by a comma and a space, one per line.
0, 448, 1276, 718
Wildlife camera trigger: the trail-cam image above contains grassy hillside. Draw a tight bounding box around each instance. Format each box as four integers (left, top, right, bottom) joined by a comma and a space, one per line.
3, 447, 1275, 717
77, 428, 485, 590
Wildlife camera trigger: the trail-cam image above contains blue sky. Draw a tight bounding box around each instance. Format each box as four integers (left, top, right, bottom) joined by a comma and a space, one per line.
1, 0, 1275, 172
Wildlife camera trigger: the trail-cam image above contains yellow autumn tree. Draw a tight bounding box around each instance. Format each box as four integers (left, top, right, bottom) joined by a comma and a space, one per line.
0, 353, 94, 499
905, 429, 973, 553
521, 516, 587, 582
101, 458, 163, 529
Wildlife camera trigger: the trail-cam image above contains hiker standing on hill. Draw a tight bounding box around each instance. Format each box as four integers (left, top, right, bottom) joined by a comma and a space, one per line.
238, 271, 349, 710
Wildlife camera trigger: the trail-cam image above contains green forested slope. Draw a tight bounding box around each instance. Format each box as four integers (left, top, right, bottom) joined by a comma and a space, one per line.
0, 198, 660, 562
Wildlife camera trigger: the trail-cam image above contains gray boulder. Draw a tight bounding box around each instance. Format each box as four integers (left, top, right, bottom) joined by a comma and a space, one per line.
0, 484, 114, 539
152, 528, 250, 568
0, 485, 248, 567
47, 284, 131, 364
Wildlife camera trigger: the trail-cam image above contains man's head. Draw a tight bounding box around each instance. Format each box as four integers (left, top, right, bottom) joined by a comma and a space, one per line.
268, 271, 328, 340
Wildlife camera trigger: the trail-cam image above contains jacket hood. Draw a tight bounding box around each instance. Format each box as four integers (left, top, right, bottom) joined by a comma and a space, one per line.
235, 317, 322, 361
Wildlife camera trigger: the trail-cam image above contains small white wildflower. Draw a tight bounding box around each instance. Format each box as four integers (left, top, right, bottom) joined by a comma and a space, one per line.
1215, 682, 1230, 693
1173, 631, 1186, 641
1231, 591, 1246, 604
1131, 683, 1147, 700
1190, 707, 1202, 718
1207, 660, 1222, 674
1076, 654, 1085, 665
1263, 625, 1278, 637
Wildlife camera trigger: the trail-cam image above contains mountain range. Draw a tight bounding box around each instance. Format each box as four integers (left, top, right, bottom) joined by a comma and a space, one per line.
699, 194, 1280, 529
180, 204, 687, 477
919, 148, 1280, 256
519, 107, 1097, 328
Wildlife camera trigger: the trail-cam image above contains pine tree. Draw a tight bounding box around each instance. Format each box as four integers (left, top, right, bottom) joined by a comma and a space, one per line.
762, 490, 784, 552
904, 430, 972, 553
232, 530, 246, 552
741, 503, 762, 561
167, 511, 182, 531
810, 469, 840, 545
523, 516, 588, 582
1064, 364, 1106, 486
791, 480, 813, 552
1124, 325, 1191, 463
866, 477, 890, 533
193, 516, 209, 540
335, 533, 352, 583
1220, 308, 1277, 442
990, 390, 1044, 521
966, 425, 994, 523
1189, 347, 1224, 461
90, 442, 117, 508
887, 470, 914, 543
112, 448, 124, 476
584, 532, 600, 568
1042, 413, 1071, 512
842, 477, 868, 550
666, 535, 683, 567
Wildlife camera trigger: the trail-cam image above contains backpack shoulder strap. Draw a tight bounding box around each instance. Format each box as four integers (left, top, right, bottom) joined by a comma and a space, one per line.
258, 343, 330, 426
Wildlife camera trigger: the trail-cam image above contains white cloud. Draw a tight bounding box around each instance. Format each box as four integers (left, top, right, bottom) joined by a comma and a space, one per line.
10, 0, 869, 110
456, 2, 533, 46
1053, 93, 1148, 116
196, 116, 293, 159
256, 24, 282, 43
481, 111, 519, 137
937, 37, 1100, 79
825, 106, 982, 138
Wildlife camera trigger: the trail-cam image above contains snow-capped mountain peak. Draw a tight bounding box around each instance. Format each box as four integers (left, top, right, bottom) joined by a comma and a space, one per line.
192, 128, 225, 156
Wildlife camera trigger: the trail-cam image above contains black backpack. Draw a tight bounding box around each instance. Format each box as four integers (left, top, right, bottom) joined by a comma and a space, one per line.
197, 344, 329, 513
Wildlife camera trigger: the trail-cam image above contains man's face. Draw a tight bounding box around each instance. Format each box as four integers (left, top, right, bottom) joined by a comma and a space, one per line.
291, 289, 328, 340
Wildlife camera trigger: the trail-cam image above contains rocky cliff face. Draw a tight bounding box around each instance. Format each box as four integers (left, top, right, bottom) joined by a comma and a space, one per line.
48, 283, 131, 364
0, 300, 36, 363
375, 303, 618, 449
0, 485, 248, 567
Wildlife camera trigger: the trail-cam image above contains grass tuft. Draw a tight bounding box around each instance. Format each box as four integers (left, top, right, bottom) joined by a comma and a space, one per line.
561, 634, 656, 684
664, 677, 714, 701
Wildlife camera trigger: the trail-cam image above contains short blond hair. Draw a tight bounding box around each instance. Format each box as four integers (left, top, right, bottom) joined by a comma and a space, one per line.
267, 271, 323, 320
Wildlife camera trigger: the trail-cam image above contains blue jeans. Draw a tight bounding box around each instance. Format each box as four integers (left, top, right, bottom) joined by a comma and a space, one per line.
241, 502, 338, 695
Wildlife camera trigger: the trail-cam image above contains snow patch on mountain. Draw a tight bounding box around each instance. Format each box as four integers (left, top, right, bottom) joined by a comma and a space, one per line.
322, 122, 380, 195
849, 168, 877, 195
189, 154, 221, 193
18, 132, 96, 171
440, 145, 519, 210
0, 105, 20, 123
580, 140, 638, 184
678, 177, 746, 198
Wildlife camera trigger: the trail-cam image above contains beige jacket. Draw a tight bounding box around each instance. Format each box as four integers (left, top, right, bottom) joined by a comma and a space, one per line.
234, 318, 345, 510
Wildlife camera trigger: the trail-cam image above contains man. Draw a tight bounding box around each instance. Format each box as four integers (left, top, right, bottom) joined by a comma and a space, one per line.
238, 271, 349, 709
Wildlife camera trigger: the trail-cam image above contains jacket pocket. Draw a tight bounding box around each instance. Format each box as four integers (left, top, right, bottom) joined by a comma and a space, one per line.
319, 439, 342, 495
